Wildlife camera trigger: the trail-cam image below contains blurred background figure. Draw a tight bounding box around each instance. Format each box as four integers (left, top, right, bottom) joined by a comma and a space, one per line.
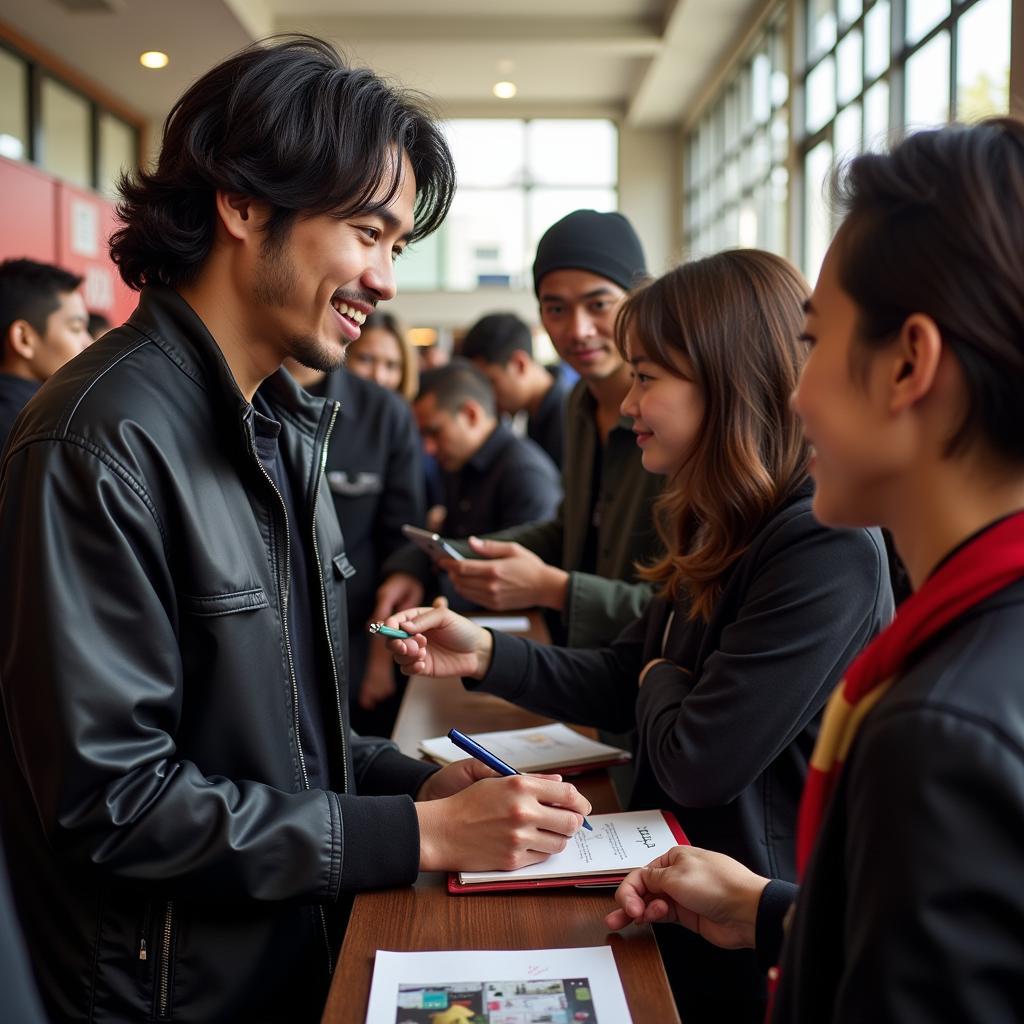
345, 310, 419, 402
381, 358, 561, 610
0, 258, 89, 451
286, 358, 426, 737
462, 311, 574, 470
418, 332, 452, 371
87, 311, 111, 344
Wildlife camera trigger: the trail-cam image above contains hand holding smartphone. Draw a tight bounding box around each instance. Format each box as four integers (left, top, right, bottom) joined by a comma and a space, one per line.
401, 524, 465, 563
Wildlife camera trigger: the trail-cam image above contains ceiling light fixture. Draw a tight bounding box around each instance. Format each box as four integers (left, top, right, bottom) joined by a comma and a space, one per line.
493, 81, 517, 100
139, 51, 169, 69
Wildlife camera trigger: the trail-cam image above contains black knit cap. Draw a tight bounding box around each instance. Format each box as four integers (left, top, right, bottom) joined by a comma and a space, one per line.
532, 209, 647, 296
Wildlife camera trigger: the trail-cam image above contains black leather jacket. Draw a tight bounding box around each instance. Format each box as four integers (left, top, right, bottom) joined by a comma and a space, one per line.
0, 287, 437, 1023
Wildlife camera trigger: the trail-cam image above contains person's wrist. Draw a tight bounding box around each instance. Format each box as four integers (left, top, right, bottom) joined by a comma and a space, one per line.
473, 628, 495, 679
414, 800, 443, 870
542, 566, 569, 611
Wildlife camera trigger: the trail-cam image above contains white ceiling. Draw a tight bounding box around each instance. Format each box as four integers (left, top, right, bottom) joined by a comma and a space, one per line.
0, 0, 767, 127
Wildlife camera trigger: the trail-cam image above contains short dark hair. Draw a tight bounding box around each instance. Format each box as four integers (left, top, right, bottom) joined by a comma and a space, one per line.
87, 311, 111, 339
111, 35, 456, 290
461, 312, 533, 364
0, 259, 83, 350
417, 358, 497, 418
833, 117, 1024, 461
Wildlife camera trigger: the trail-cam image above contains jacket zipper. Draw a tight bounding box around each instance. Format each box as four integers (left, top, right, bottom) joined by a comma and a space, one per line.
251, 436, 311, 792
157, 899, 175, 1019
311, 402, 347, 795
250, 401, 344, 977
138, 900, 152, 964
309, 400, 343, 977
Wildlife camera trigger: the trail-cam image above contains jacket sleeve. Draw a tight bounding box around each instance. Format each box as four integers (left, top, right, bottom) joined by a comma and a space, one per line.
563, 572, 655, 648
0, 439, 421, 902
636, 520, 887, 808
466, 613, 646, 732
834, 707, 1024, 1023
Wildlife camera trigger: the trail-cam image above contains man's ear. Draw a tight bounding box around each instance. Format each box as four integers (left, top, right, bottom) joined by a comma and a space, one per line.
5, 320, 39, 362
887, 313, 943, 414
459, 399, 485, 428
509, 350, 531, 376
214, 191, 272, 244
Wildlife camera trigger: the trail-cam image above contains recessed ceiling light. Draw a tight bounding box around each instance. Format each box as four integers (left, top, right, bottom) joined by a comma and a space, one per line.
493, 81, 517, 100
139, 51, 169, 69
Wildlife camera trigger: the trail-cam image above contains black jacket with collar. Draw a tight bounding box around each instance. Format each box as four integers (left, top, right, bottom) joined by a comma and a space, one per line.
773, 576, 1024, 1023
0, 287, 437, 1023
471, 486, 892, 1021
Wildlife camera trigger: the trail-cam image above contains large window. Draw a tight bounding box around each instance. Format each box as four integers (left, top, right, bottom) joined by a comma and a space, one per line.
0, 38, 141, 197
397, 118, 617, 292
684, 9, 791, 258
799, 0, 1011, 277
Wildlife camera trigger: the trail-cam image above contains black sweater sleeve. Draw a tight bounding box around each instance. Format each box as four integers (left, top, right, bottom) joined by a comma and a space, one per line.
756, 878, 799, 971
466, 612, 647, 732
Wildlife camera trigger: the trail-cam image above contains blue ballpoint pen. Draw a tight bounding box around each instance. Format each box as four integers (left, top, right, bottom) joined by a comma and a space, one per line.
447, 727, 593, 831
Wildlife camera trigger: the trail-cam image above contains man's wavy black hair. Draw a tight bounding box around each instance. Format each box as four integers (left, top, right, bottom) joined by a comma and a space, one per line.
111, 36, 456, 290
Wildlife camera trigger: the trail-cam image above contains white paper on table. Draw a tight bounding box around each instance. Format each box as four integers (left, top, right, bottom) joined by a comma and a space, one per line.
467, 614, 532, 633
419, 722, 630, 772
365, 945, 632, 1023
459, 809, 677, 885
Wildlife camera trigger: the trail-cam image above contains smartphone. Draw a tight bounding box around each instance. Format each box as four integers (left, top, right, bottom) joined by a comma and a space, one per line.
401, 524, 464, 562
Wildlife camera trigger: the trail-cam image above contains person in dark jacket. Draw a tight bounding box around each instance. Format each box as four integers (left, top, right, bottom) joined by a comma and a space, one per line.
385, 250, 893, 1024
461, 310, 574, 470
382, 359, 562, 608
0, 39, 591, 1024
0, 258, 90, 450
605, 118, 1024, 1023
286, 360, 426, 735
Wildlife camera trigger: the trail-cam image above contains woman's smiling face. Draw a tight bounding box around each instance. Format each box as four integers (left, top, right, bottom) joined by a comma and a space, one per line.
620, 333, 705, 478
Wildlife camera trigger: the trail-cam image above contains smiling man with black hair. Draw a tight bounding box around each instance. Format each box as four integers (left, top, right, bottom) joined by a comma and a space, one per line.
0, 37, 591, 1024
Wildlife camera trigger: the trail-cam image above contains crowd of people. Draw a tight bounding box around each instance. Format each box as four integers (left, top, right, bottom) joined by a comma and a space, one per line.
1, 33, 1023, 1024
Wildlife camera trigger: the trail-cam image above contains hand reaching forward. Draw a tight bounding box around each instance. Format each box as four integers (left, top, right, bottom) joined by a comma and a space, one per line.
438, 537, 569, 612
385, 604, 494, 679
604, 846, 769, 950
372, 572, 424, 623
415, 770, 592, 872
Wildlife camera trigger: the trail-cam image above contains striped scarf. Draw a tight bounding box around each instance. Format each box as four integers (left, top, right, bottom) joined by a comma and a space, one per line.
796, 509, 1024, 876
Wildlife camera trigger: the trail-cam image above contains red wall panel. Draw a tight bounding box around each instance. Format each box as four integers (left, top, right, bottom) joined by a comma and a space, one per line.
0, 156, 57, 263
0, 156, 139, 325
55, 182, 137, 324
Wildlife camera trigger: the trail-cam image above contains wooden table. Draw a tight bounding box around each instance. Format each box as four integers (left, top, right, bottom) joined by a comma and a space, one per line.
323, 622, 681, 1024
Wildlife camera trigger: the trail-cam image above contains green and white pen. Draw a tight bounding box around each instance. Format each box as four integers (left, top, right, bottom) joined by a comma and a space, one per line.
368, 622, 412, 640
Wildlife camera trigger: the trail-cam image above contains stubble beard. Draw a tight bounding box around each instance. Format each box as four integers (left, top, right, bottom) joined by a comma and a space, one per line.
253, 236, 347, 375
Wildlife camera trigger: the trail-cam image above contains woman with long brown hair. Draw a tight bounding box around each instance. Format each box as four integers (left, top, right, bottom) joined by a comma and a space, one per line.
385, 249, 892, 1023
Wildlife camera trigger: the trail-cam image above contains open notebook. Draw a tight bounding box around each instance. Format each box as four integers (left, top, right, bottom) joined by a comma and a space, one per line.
449, 809, 687, 894
419, 722, 631, 776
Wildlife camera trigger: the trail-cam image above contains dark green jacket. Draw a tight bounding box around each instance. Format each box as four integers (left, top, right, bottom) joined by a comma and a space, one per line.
470, 378, 662, 648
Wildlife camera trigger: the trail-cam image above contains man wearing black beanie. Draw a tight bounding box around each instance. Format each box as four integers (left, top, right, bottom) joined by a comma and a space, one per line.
437, 209, 663, 650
